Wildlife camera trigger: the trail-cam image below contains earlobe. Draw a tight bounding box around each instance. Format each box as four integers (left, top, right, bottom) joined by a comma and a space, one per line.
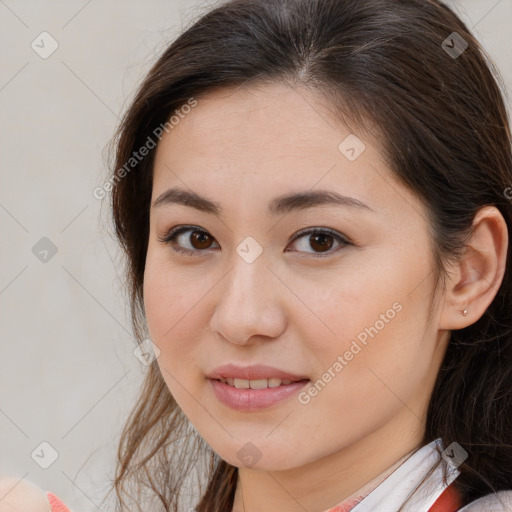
439, 206, 508, 330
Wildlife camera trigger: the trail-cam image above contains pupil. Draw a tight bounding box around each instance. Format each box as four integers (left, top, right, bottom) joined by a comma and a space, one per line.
193, 231, 211, 249
311, 234, 333, 252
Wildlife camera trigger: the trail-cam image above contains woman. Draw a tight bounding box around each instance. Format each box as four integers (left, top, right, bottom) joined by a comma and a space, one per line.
4, 0, 511, 510
108, 0, 512, 510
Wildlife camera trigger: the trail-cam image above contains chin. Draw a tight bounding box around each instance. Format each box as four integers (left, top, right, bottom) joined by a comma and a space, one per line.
207, 437, 306, 471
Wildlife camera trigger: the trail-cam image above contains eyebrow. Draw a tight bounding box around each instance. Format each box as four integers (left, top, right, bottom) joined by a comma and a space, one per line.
151, 187, 374, 216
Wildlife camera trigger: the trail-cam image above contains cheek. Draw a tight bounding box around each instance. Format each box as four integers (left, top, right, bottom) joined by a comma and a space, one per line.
142, 255, 209, 388
293, 246, 435, 405
143, 262, 171, 345
143, 250, 204, 342
288, 251, 411, 355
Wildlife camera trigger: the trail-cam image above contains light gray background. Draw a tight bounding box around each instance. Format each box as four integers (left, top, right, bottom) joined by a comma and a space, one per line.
1, 0, 511, 510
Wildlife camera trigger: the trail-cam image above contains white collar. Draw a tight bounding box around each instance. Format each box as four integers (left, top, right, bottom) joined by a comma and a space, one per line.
350, 438, 460, 512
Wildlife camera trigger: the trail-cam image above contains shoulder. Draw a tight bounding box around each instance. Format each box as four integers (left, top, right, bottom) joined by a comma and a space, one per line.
458, 490, 512, 511
0, 477, 51, 512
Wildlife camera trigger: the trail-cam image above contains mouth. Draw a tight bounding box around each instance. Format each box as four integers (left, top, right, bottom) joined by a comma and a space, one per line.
206, 364, 310, 411
206, 363, 309, 383
213, 377, 308, 388
208, 377, 310, 411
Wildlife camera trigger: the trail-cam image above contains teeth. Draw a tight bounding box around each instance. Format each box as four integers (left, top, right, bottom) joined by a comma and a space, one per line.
268, 378, 282, 388
234, 378, 250, 389
249, 379, 268, 389
218, 377, 299, 388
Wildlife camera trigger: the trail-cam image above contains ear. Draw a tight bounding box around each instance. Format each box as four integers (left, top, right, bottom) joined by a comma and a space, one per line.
439, 206, 508, 330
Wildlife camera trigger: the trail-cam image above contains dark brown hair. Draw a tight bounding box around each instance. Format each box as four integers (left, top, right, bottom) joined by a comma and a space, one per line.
105, 0, 512, 510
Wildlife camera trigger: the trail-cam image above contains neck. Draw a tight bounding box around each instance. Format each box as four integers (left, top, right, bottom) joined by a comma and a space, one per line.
321, 448, 416, 512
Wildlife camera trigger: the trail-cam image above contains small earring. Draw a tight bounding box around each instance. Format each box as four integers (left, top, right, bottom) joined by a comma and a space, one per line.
460, 309, 468, 316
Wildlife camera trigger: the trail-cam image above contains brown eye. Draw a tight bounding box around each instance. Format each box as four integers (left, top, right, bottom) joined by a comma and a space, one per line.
158, 226, 219, 256
189, 230, 214, 250
287, 228, 350, 257
309, 233, 335, 253
159, 225, 350, 258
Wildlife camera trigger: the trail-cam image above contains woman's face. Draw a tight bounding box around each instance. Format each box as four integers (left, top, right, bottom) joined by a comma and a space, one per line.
143, 82, 449, 472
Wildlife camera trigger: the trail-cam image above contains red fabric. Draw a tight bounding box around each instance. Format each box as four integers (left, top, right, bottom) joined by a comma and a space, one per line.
325, 496, 365, 511
44, 483, 461, 512
323, 483, 462, 512
46, 491, 71, 512
428, 483, 463, 512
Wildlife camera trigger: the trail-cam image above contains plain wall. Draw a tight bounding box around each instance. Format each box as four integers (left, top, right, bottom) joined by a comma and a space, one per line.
1, 0, 511, 510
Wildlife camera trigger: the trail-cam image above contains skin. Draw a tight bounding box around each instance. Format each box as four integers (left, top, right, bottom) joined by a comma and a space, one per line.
143, 82, 508, 512
0, 477, 51, 511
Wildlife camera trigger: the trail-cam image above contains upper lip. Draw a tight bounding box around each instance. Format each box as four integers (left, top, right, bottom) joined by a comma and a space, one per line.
206, 364, 309, 381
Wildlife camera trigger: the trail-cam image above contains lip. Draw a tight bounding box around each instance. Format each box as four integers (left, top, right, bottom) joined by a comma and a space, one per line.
206, 363, 308, 381
208, 378, 310, 411
206, 364, 310, 411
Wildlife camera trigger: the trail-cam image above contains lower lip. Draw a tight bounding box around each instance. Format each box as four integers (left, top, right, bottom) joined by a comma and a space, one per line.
208, 378, 310, 411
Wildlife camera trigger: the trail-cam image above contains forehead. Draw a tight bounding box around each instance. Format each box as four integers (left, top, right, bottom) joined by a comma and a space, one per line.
155, 83, 372, 180
151, 82, 423, 226
156, 82, 371, 161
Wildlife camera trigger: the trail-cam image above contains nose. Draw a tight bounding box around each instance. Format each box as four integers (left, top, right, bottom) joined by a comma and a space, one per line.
209, 251, 287, 346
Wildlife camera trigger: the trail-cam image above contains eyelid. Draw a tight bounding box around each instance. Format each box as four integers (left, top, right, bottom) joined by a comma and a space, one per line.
157, 225, 216, 256
285, 227, 351, 258
158, 225, 351, 257
289, 226, 351, 245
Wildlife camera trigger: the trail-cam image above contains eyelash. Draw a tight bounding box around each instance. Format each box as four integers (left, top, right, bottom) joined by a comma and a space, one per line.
157, 225, 351, 258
